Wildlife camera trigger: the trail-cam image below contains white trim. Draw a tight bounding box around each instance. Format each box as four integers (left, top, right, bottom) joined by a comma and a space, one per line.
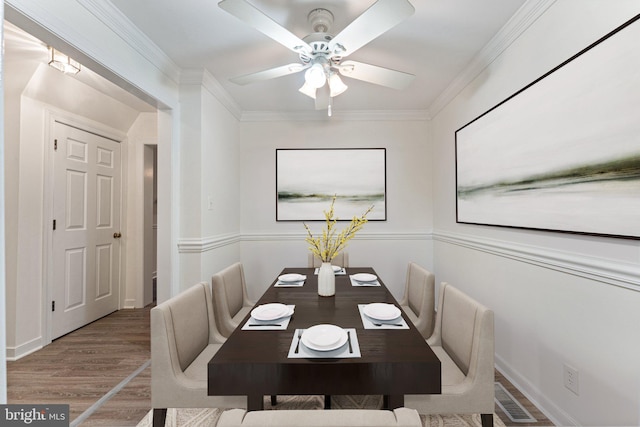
178, 233, 242, 253
78, 0, 181, 83
242, 231, 433, 242
122, 299, 137, 310
180, 69, 243, 121
495, 354, 571, 427
433, 230, 640, 291
239, 109, 430, 122
178, 231, 432, 253
427, 0, 557, 117
6, 337, 43, 361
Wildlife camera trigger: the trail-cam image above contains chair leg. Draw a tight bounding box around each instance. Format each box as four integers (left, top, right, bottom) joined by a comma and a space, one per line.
481, 413, 493, 427
153, 408, 167, 427
270, 395, 278, 405
324, 395, 331, 409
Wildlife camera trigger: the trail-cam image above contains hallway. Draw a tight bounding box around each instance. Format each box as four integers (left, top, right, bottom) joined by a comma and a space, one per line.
7, 307, 152, 426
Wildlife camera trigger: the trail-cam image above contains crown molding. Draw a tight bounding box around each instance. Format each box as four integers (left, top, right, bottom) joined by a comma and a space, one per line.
180, 69, 243, 121
78, 0, 181, 84
239, 109, 430, 122
427, 0, 557, 117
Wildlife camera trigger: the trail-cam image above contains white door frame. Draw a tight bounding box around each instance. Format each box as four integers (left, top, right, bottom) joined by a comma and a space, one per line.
42, 110, 127, 344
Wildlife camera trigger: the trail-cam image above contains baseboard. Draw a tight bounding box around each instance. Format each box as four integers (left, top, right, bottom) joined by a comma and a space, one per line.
123, 299, 137, 309
495, 354, 577, 426
6, 336, 43, 361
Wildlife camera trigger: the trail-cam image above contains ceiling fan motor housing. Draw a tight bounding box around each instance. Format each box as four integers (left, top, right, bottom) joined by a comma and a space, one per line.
308, 8, 334, 33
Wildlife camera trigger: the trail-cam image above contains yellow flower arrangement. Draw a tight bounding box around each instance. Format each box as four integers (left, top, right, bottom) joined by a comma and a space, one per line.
303, 195, 373, 262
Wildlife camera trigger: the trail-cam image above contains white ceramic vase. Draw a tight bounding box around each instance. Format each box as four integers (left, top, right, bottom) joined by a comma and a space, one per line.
317, 262, 336, 297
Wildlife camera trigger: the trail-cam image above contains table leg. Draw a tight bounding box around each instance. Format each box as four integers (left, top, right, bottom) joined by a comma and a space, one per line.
383, 395, 404, 409
324, 395, 331, 409
247, 394, 264, 411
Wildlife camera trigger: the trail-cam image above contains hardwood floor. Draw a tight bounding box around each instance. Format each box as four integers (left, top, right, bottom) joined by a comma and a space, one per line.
7, 308, 152, 426
7, 307, 553, 426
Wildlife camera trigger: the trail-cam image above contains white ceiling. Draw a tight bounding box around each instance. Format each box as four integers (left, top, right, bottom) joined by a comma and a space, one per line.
107, 0, 527, 114
5, 0, 529, 115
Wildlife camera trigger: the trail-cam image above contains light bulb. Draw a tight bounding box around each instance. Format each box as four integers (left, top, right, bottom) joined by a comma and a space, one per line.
298, 81, 317, 99
305, 63, 326, 88
328, 73, 348, 97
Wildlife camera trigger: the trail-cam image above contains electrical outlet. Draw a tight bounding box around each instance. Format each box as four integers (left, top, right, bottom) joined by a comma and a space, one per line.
563, 363, 579, 395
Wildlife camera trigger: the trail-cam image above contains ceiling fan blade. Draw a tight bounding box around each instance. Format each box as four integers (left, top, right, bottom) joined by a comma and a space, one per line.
219, 0, 311, 54
328, 0, 415, 57
315, 85, 331, 110
337, 60, 414, 90
230, 63, 309, 85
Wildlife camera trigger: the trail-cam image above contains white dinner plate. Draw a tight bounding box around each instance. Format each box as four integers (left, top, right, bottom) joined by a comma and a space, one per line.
352, 273, 377, 282
301, 324, 348, 351
331, 265, 342, 272
363, 303, 401, 321
278, 273, 306, 282
251, 303, 292, 321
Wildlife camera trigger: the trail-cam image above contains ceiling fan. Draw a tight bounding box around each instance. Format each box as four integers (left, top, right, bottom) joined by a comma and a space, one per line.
218, 0, 416, 113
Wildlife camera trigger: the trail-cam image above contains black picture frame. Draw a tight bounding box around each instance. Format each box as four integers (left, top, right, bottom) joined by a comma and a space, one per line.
455, 14, 640, 240
276, 148, 387, 221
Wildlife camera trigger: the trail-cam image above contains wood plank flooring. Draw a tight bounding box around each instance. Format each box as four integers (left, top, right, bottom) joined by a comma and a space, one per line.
7, 307, 553, 426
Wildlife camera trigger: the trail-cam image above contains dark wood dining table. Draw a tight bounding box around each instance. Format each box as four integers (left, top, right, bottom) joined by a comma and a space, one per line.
208, 267, 441, 411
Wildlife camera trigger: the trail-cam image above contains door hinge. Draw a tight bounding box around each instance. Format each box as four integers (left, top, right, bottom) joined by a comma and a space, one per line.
52, 301, 55, 312
54, 139, 58, 151
53, 219, 56, 230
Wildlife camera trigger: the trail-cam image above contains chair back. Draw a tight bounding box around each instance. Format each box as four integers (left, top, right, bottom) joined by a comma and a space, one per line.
212, 262, 246, 318
406, 263, 434, 319
308, 251, 349, 268
438, 283, 492, 376
152, 282, 212, 373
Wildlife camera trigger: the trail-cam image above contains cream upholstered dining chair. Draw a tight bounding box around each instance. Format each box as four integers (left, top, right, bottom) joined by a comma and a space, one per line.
404, 282, 495, 427
151, 282, 245, 426
308, 251, 349, 268
399, 262, 435, 339
212, 262, 255, 338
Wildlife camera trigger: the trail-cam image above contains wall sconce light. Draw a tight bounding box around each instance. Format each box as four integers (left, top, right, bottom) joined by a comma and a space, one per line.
48, 47, 81, 75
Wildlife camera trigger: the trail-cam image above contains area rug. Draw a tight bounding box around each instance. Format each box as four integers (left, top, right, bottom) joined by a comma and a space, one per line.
137, 395, 505, 427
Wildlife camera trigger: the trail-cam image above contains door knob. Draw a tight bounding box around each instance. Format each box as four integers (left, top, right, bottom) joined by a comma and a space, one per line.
113, 232, 122, 239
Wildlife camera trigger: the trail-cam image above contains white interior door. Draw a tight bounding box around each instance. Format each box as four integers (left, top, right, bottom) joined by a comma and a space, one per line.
51, 122, 121, 339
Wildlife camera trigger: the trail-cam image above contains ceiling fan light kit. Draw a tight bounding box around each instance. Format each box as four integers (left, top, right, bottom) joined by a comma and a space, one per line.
218, 0, 416, 114
305, 59, 329, 88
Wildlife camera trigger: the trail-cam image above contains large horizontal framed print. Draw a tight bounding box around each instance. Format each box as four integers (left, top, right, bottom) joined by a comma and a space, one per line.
276, 148, 386, 221
455, 14, 640, 239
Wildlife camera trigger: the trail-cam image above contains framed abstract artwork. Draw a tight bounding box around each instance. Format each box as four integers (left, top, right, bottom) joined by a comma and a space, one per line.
455, 14, 640, 239
276, 148, 386, 221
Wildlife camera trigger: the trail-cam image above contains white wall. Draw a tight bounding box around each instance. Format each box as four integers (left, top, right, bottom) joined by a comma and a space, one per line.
431, 1, 640, 425
177, 72, 242, 290
239, 118, 433, 301
125, 113, 158, 308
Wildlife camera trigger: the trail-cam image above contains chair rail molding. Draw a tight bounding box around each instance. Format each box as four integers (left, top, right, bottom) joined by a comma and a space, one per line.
433, 231, 640, 291
240, 231, 433, 242
178, 231, 432, 253
177, 233, 241, 254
